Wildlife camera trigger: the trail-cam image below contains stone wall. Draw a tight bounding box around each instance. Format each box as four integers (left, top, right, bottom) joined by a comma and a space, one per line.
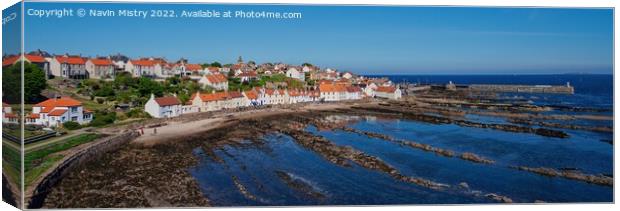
26, 131, 140, 208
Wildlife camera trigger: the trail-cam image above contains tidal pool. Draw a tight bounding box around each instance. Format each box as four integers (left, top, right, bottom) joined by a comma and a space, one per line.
189, 115, 613, 205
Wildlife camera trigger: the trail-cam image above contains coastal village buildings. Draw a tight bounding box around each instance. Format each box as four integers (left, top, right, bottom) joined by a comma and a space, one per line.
144, 94, 183, 118
199, 73, 229, 90
50, 55, 88, 79
346, 86, 363, 100
85, 58, 115, 79
364, 83, 378, 97
126, 59, 162, 77
319, 83, 348, 101
374, 86, 402, 100
286, 67, 305, 81
26, 96, 93, 127
2, 103, 18, 124
243, 89, 260, 106
236, 71, 259, 82
6, 51, 401, 121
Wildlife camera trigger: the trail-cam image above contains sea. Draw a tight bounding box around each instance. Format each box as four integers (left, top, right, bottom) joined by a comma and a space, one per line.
189, 74, 614, 206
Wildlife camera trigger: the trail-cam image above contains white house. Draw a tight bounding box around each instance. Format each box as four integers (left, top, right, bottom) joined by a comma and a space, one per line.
345, 86, 363, 100
49, 55, 88, 79
319, 83, 347, 101
342, 72, 354, 79
236, 71, 259, 83
286, 67, 305, 81
125, 59, 162, 77
374, 86, 402, 100
144, 94, 183, 118
2, 102, 18, 124
85, 58, 115, 79
199, 73, 228, 90
364, 82, 378, 97
190, 91, 227, 112
26, 96, 92, 127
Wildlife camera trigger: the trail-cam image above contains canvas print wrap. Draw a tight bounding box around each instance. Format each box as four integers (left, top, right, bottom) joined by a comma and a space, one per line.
1, 1, 614, 209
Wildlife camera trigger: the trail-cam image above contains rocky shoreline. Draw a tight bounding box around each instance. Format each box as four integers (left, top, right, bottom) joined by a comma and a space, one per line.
37, 95, 612, 207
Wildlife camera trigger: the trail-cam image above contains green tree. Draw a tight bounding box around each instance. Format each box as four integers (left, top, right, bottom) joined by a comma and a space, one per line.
137, 77, 164, 98
113, 71, 136, 89
302, 63, 313, 67
211, 62, 222, 68
23, 62, 47, 103
2, 64, 21, 104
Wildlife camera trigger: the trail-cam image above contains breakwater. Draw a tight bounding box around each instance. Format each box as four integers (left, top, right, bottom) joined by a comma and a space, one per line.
397, 82, 575, 94
468, 84, 574, 94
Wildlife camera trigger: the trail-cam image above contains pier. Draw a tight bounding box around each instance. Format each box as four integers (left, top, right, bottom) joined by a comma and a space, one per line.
468, 83, 574, 94
397, 82, 574, 94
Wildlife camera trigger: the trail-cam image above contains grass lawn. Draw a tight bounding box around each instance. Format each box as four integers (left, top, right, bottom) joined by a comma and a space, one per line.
24, 133, 102, 187
2, 140, 22, 186
24, 154, 63, 187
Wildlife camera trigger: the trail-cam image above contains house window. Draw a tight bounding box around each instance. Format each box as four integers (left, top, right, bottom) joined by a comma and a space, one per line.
71, 107, 78, 113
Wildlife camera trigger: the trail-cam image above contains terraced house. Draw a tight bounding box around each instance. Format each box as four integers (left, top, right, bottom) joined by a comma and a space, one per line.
125, 59, 161, 77
50, 55, 89, 79
86, 58, 115, 79
26, 96, 93, 127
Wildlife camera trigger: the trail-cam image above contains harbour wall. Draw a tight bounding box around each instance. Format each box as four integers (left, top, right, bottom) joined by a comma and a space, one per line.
468, 84, 574, 94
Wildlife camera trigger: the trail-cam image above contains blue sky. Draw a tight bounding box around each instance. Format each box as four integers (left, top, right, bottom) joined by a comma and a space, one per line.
14, 2, 614, 74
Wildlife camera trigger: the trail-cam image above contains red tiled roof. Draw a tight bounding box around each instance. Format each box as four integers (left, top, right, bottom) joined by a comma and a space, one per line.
41, 106, 55, 113
4, 113, 17, 118
28, 113, 40, 119
244, 90, 258, 100
319, 83, 346, 93
130, 59, 156, 66
185, 64, 203, 71
2, 56, 19, 67
228, 91, 244, 98
206, 74, 228, 84
346, 86, 362, 93
55, 56, 86, 65
154, 96, 181, 106
89, 58, 113, 66
208, 67, 219, 72
48, 109, 68, 116
25, 55, 46, 63
376, 86, 397, 93
3, 55, 47, 67
192, 92, 227, 102
35, 97, 82, 107
237, 71, 258, 77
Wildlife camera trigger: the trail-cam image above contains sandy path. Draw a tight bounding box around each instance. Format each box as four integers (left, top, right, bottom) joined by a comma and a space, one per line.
130, 101, 370, 146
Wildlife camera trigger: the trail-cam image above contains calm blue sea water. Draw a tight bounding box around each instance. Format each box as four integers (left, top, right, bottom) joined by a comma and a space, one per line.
375, 74, 614, 109
189, 74, 613, 206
